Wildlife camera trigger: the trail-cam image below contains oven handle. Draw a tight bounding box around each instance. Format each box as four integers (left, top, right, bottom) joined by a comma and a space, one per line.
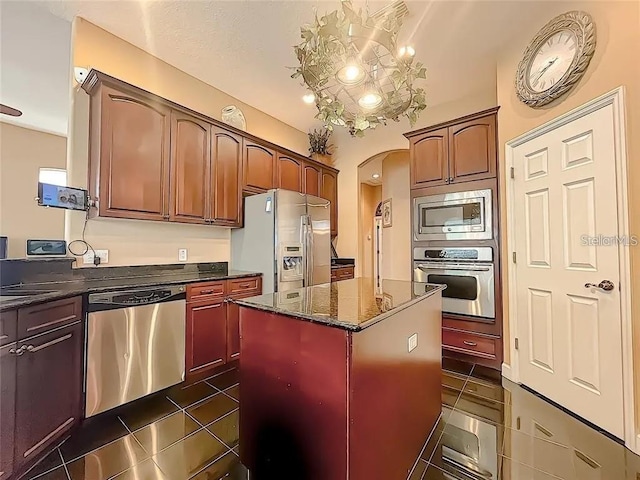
415, 264, 491, 272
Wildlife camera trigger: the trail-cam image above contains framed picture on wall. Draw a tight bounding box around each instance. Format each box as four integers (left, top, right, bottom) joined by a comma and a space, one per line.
382, 198, 392, 228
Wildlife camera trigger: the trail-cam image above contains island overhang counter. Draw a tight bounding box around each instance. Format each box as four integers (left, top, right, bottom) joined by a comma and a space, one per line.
235, 278, 445, 480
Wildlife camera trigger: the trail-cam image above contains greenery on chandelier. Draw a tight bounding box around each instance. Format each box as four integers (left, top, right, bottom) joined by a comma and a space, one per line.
291, 0, 427, 136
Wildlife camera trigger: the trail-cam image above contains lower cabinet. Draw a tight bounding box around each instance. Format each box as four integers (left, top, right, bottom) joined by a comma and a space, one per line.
186, 299, 227, 376
331, 265, 355, 282
1, 296, 83, 479
186, 277, 262, 380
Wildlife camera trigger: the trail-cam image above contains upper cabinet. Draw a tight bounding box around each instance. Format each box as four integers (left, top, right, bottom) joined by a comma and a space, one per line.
91, 85, 171, 220
303, 162, 321, 197
82, 70, 338, 231
406, 107, 499, 189
170, 111, 210, 224
321, 169, 338, 237
277, 154, 303, 192
211, 128, 243, 227
243, 141, 276, 193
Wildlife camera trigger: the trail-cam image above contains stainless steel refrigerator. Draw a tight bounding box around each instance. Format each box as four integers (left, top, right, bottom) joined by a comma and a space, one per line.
231, 189, 331, 294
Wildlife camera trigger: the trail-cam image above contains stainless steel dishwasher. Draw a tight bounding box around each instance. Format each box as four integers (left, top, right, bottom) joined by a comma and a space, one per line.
85, 285, 186, 417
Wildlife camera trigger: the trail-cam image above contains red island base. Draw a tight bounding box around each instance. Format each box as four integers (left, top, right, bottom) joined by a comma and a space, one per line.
238, 294, 442, 480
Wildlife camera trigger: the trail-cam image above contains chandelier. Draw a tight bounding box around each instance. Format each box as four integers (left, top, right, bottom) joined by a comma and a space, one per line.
291, 0, 426, 137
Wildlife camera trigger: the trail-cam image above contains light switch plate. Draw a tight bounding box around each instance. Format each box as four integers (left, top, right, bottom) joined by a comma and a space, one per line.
178, 248, 188, 262
408, 333, 418, 353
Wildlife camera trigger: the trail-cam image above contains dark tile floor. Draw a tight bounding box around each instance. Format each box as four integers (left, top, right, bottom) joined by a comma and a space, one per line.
24, 361, 640, 480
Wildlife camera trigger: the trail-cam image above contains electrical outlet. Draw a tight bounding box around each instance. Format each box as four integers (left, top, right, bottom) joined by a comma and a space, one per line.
178, 248, 188, 262
408, 333, 418, 353
83, 249, 109, 265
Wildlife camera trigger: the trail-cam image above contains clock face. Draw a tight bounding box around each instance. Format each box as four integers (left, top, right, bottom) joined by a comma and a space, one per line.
527, 30, 578, 93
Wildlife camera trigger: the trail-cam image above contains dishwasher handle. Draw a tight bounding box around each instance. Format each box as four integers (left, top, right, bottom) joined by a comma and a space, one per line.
88, 285, 186, 309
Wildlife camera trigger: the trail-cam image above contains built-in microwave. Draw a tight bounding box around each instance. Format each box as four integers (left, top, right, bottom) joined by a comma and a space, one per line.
413, 189, 493, 241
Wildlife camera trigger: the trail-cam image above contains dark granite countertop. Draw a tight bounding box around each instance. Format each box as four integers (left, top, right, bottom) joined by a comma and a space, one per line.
0, 268, 260, 312
235, 278, 445, 331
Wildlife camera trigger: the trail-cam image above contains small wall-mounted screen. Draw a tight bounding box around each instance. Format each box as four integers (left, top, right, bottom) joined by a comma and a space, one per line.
38, 182, 88, 211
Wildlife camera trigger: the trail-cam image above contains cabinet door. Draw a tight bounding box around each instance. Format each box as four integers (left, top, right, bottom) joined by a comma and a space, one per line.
303, 162, 321, 196
0, 343, 16, 480
211, 128, 243, 226
410, 127, 449, 188
448, 114, 497, 183
186, 300, 227, 378
226, 278, 262, 362
15, 322, 83, 465
169, 111, 210, 224
277, 154, 303, 192
98, 86, 171, 220
321, 169, 338, 236
243, 141, 275, 193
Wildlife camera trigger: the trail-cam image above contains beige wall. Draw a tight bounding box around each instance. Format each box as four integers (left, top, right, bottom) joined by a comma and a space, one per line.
0, 123, 67, 258
496, 1, 640, 429
381, 151, 411, 281
334, 89, 498, 275
359, 183, 381, 279
68, 18, 308, 266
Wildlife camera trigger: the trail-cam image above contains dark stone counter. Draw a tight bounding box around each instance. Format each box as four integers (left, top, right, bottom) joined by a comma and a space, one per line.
235, 278, 445, 331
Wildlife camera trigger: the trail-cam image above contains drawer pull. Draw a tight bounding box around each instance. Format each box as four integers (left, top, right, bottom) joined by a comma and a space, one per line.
463, 341, 478, 347
239, 283, 252, 288
199, 289, 217, 295
26, 315, 77, 332
0, 334, 8, 341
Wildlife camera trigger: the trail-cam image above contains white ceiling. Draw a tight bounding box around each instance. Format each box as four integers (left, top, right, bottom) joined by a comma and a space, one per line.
4, 1, 555, 136
0, 1, 71, 136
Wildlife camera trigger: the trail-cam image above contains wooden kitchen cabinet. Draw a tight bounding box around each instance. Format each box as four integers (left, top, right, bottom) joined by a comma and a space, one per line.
89, 84, 171, 221
321, 169, 338, 237
277, 154, 303, 192
211, 128, 243, 226
170, 111, 210, 224
449, 114, 497, 183
303, 162, 321, 197
409, 127, 449, 188
243, 141, 276, 193
405, 107, 499, 189
0, 316, 16, 480
186, 300, 228, 376
1, 297, 83, 479
331, 265, 354, 282
15, 322, 83, 466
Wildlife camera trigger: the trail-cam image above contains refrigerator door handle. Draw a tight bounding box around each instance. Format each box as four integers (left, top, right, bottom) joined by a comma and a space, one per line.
308, 215, 314, 286
301, 215, 309, 287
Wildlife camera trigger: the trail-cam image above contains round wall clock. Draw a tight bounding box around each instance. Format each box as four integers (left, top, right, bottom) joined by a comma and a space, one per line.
515, 11, 596, 108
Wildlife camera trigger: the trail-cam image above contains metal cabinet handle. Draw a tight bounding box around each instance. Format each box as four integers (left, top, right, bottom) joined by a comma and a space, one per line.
449, 177, 454, 183
9, 346, 25, 356
463, 341, 477, 347
444, 178, 450, 184
584, 280, 615, 292
200, 289, 216, 295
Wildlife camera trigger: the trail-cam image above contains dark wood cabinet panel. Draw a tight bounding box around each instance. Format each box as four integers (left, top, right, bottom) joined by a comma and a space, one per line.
321, 169, 338, 236
0, 309, 17, 347
226, 300, 242, 362
170, 112, 210, 223
15, 321, 83, 465
95, 86, 171, 220
186, 301, 227, 378
211, 128, 243, 226
0, 341, 16, 480
449, 114, 496, 183
410, 128, 449, 188
303, 162, 321, 197
277, 154, 302, 192
243, 141, 275, 193
17, 296, 81, 340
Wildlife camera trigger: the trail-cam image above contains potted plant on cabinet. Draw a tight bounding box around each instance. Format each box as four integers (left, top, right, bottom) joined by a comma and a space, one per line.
308, 128, 334, 166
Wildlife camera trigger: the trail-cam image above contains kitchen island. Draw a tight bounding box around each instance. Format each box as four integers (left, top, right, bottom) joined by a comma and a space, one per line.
236, 278, 445, 480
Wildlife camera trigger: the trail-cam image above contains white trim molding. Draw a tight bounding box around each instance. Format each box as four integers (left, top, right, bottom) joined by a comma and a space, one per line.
501, 363, 514, 382
505, 86, 637, 455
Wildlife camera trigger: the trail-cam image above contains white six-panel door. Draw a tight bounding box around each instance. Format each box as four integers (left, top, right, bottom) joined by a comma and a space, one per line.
512, 103, 624, 438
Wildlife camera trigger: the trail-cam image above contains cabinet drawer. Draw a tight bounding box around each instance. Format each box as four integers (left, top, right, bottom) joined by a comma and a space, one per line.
0, 310, 17, 347
442, 330, 497, 359
228, 277, 261, 297
17, 297, 82, 339
187, 281, 226, 302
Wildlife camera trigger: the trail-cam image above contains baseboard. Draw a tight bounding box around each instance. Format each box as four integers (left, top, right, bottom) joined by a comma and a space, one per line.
634, 434, 640, 456
501, 363, 513, 381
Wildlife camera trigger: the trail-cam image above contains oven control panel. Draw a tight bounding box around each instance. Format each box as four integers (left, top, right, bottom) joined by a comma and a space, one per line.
413, 247, 493, 262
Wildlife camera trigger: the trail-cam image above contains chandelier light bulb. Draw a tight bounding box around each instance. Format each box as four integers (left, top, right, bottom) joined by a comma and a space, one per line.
399, 45, 416, 58
358, 92, 383, 109
302, 93, 316, 104
337, 64, 365, 85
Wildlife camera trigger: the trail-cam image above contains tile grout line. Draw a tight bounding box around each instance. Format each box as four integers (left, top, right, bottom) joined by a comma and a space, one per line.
181, 402, 237, 452
58, 448, 71, 480
187, 448, 235, 480
203, 407, 240, 451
